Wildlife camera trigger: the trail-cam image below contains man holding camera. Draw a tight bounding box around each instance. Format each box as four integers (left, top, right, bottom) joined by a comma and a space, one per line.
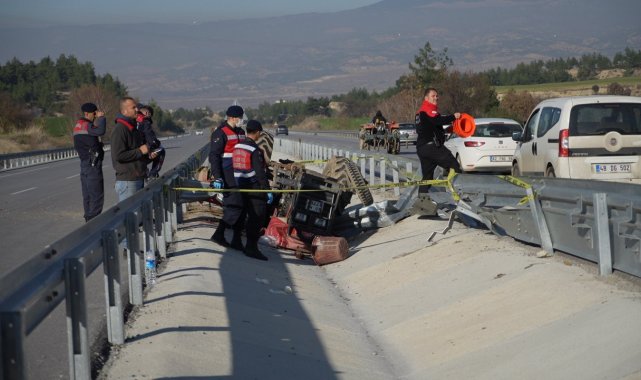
415, 87, 462, 195
73, 102, 106, 222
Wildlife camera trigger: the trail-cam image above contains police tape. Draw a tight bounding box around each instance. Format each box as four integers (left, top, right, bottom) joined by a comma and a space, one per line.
497, 175, 535, 205
173, 177, 452, 194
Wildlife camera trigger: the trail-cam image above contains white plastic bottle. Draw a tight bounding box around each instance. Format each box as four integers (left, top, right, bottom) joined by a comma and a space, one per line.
145, 250, 157, 286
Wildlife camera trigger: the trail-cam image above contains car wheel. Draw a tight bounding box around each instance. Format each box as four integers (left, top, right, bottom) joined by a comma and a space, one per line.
512, 162, 520, 176
545, 165, 556, 178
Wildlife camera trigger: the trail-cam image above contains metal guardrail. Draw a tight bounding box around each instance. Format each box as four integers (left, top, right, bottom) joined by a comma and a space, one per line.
0, 142, 209, 380
0, 135, 186, 172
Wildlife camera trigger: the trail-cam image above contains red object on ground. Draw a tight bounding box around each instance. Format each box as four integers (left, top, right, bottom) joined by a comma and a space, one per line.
453, 113, 476, 138
264, 216, 309, 253
311, 236, 349, 266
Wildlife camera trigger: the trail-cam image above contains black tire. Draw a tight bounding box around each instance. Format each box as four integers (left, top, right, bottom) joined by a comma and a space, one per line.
545, 165, 556, 178
512, 162, 520, 176
322, 157, 374, 206
256, 131, 274, 162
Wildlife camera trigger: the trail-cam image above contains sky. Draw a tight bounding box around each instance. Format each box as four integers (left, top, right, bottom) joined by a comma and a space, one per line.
0, 0, 381, 26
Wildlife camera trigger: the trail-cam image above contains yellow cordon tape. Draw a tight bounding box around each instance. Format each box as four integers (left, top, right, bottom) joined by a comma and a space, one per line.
497, 175, 535, 205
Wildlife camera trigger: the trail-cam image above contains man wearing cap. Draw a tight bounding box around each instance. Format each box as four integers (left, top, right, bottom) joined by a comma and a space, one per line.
209, 105, 247, 249
73, 102, 106, 222
111, 97, 155, 201
232, 120, 271, 261
415, 87, 462, 195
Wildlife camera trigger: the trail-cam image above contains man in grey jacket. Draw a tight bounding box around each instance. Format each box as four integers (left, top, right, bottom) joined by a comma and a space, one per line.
110, 97, 157, 201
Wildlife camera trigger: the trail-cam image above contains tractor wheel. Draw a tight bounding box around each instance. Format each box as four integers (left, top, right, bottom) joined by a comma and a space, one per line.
322, 157, 374, 206
256, 130, 274, 162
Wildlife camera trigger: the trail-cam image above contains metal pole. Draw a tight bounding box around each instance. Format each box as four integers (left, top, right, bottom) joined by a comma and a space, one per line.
102, 229, 124, 345
0, 311, 25, 379
393, 160, 400, 196
594, 193, 613, 276
126, 211, 143, 306
64, 258, 91, 380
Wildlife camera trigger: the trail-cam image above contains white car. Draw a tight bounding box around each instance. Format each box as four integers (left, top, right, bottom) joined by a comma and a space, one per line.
512, 95, 641, 182
195, 130, 204, 135
444, 118, 522, 173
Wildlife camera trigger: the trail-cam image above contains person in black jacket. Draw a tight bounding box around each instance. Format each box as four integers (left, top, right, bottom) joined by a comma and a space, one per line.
111, 97, 156, 201
232, 120, 271, 261
209, 105, 246, 249
136, 105, 165, 179
415, 88, 462, 194
73, 102, 106, 222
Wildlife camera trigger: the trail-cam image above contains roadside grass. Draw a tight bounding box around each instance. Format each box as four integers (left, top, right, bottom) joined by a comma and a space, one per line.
495, 76, 641, 94
317, 117, 369, 130
42, 116, 72, 137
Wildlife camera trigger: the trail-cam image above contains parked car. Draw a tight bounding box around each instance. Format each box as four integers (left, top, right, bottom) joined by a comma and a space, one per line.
444, 118, 522, 173
398, 123, 418, 145
276, 125, 289, 136
511, 95, 641, 182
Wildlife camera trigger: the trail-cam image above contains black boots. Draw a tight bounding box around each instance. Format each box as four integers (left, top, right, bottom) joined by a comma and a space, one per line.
244, 242, 268, 261
230, 229, 244, 251
210, 222, 229, 246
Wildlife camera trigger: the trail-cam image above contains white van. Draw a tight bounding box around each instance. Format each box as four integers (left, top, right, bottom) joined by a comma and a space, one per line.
511, 96, 641, 183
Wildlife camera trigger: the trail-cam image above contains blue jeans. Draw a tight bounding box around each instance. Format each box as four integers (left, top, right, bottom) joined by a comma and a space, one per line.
115, 180, 144, 202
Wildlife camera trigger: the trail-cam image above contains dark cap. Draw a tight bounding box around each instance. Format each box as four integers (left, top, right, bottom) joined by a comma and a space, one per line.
136, 103, 145, 110
246, 120, 263, 133
81, 103, 97, 113
226, 105, 244, 118
139, 105, 154, 116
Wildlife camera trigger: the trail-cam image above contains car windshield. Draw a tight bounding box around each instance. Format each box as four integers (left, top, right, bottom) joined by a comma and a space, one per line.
473, 123, 521, 138
398, 124, 415, 130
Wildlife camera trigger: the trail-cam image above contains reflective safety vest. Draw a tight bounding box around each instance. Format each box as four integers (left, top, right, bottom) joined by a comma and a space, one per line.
222, 125, 245, 159
73, 119, 90, 135
232, 143, 257, 185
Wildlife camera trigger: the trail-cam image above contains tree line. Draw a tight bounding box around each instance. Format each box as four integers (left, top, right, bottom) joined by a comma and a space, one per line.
0, 55, 187, 135
247, 46, 641, 126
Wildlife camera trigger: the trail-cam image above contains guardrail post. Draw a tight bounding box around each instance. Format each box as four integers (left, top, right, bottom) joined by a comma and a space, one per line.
392, 160, 400, 196
0, 311, 25, 379
369, 157, 375, 186
125, 211, 143, 305
154, 191, 167, 259
526, 188, 554, 254
170, 179, 178, 235
360, 155, 366, 177
406, 162, 413, 179
163, 185, 173, 245
380, 159, 386, 191
64, 258, 90, 380
102, 229, 125, 345
594, 193, 613, 276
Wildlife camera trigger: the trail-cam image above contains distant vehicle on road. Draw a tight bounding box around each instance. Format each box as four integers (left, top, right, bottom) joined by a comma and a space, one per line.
445, 118, 522, 173
511, 95, 641, 182
398, 122, 418, 145
195, 130, 204, 135
276, 125, 289, 136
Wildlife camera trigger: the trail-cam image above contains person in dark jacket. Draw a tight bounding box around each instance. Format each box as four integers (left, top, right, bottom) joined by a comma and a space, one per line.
209, 105, 246, 249
232, 120, 271, 261
111, 97, 156, 201
136, 104, 165, 178
415, 87, 462, 194
73, 102, 106, 222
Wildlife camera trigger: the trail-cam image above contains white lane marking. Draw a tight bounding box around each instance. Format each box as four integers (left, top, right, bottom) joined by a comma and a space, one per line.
11, 187, 37, 195
67, 174, 80, 179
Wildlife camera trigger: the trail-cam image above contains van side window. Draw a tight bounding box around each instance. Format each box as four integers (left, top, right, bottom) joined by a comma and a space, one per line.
537, 107, 561, 137
570, 103, 641, 135
522, 109, 540, 142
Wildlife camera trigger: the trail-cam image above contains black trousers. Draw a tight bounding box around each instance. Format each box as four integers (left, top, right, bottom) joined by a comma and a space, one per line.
80, 159, 104, 221
416, 142, 461, 193
222, 190, 245, 229
242, 193, 267, 249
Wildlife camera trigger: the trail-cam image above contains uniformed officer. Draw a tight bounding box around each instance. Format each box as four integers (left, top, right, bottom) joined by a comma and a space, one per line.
210, 105, 246, 249
72, 103, 106, 222
232, 120, 271, 261
415, 87, 462, 194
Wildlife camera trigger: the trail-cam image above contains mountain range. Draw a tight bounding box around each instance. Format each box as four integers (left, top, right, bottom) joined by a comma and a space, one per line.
1, 0, 639, 109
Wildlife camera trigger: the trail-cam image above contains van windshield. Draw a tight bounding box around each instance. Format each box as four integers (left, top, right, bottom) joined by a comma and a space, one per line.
570, 103, 641, 136
473, 123, 522, 138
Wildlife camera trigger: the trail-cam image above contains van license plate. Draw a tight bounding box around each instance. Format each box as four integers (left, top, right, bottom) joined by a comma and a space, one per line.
490, 155, 512, 162
593, 163, 632, 173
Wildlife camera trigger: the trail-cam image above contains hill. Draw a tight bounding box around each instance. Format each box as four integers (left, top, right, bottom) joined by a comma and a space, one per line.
1, 0, 639, 109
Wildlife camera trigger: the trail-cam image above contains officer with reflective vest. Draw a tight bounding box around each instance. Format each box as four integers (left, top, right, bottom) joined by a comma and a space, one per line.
232, 120, 272, 261
210, 105, 247, 249
73, 102, 106, 222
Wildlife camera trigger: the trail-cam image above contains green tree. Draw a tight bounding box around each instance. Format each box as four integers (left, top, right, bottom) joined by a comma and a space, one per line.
407, 41, 453, 87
